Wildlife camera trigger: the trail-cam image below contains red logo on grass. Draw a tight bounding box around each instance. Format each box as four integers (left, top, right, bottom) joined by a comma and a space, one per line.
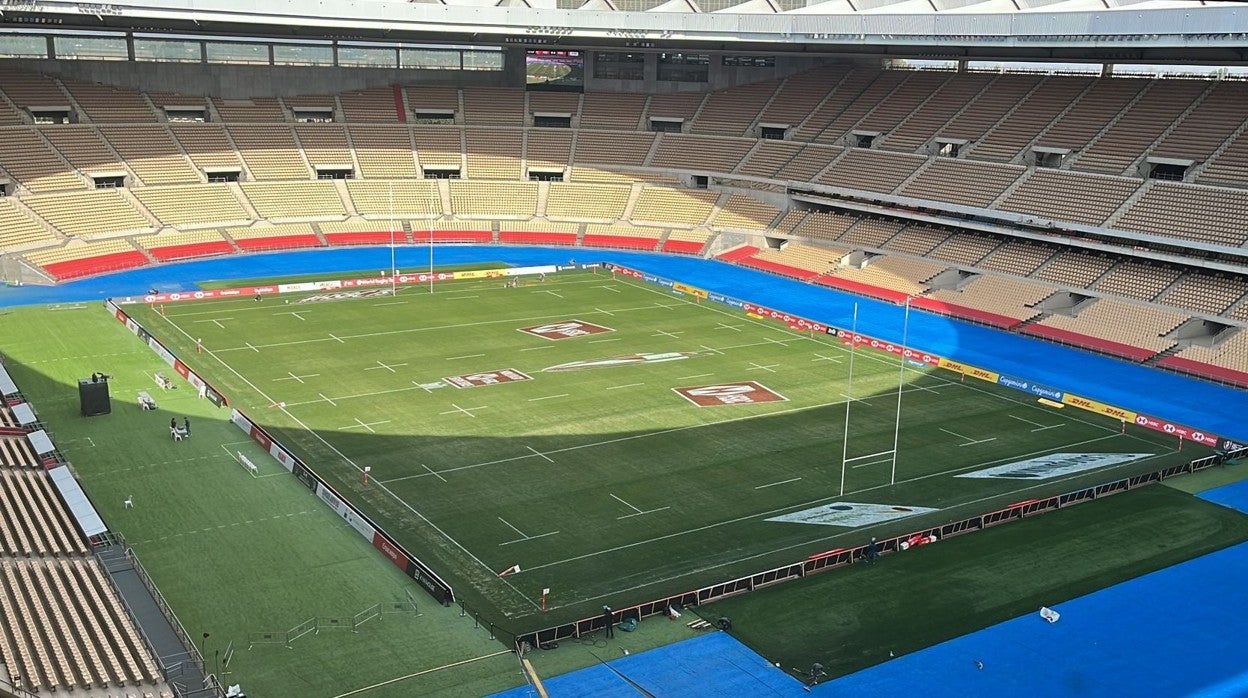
519, 320, 614, 340
444, 369, 533, 389
673, 382, 788, 407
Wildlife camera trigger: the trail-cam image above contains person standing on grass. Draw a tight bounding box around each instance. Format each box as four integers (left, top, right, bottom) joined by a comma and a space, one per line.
866, 537, 879, 565
602, 606, 615, 639
170, 417, 177, 438
183, 417, 191, 437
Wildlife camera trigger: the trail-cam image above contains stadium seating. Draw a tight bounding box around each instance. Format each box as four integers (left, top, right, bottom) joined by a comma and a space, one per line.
920, 275, 1053, 328
927, 232, 1002, 267
169, 123, 247, 174
412, 126, 464, 170
23, 239, 148, 281
839, 218, 906, 249
650, 133, 754, 173
132, 183, 249, 227
449, 181, 537, 217
0, 129, 87, 193
339, 86, 402, 122
710, 194, 780, 232
689, 79, 780, 137
348, 124, 420, 178
295, 123, 354, 170
1163, 330, 1248, 387
662, 228, 713, 255
815, 149, 926, 193
99, 125, 202, 185
1114, 183, 1248, 248
579, 93, 647, 131
573, 130, 655, 167
498, 220, 576, 246
0, 199, 57, 250
900, 159, 1025, 208
545, 183, 631, 221
23, 189, 151, 238
1032, 250, 1117, 289
462, 87, 525, 126
137, 229, 235, 261
1071, 80, 1208, 175
320, 219, 408, 246
881, 73, 994, 152
999, 169, 1139, 226
240, 181, 346, 219
1093, 260, 1183, 303
345, 180, 441, 217
978, 240, 1056, 277
583, 223, 664, 251
465, 127, 524, 179
227, 125, 309, 180
1025, 298, 1185, 361
226, 222, 323, 251
1031, 77, 1147, 156
525, 128, 573, 172
630, 187, 719, 227
969, 76, 1093, 162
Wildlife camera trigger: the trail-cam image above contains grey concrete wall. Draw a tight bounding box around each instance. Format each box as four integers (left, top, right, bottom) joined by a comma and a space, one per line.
2, 58, 517, 98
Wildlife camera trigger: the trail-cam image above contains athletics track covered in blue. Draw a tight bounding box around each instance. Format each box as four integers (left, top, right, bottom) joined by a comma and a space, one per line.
4, 245, 1245, 442
492, 537, 1248, 698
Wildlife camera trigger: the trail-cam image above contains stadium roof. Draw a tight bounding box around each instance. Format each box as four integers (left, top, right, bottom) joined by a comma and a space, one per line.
3, 0, 1248, 62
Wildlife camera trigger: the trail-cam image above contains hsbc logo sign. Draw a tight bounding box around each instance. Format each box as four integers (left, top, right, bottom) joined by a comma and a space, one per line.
674, 381, 788, 407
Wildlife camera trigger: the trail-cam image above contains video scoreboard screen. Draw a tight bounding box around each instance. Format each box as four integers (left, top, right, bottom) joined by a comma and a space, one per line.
526, 50, 584, 90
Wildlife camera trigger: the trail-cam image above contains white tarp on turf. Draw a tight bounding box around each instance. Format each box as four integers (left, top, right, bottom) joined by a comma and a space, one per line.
767, 502, 938, 527
26, 429, 54, 456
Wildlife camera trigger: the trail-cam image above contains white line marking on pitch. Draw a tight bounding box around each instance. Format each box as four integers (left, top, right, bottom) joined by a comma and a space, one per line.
365, 361, 408, 373
852, 458, 893, 469
748, 362, 779, 373
940, 427, 998, 446
328, 333, 345, 344
652, 330, 683, 339
447, 354, 486, 360
812, 353, 842, 363
445, 295, 479, 300
534, 290, 564, 299
497, 517, 559, 547
596, 285, 621, 293
339, 418, 391, 433
605, 383, 644, 391
699, 345, 724, 355
841, 394, 873, 407
441, 404, 487, 418
595, 307, 616, 316
1008, 414, 1046, 428
194, 318, 233, 329
1031, 423, 1066, 432
611, 493, 670, 520
273, 372, 319, 384
526, 446, 554, 463
273, 311, 306, 321
676, 373, 713, 380
372, 301, 408, 307
755, 477, 802, 490
319, 393, 338, 407
528, 394, 568, 402
589, 338, 621, 344
1008, 414, 1066, 432
520, 346, 554, 352
422, 464, 447, 483
715, 323, 743, 332
244, 342, 260, 353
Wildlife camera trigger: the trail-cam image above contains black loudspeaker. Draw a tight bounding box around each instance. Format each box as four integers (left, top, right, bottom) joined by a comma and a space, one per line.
79, 379, 111, 416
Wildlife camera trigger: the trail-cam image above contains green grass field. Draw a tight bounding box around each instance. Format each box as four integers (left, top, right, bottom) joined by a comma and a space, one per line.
117, 269, 1212, 634
0, 307, 536, 697
704, 484, 1248, 680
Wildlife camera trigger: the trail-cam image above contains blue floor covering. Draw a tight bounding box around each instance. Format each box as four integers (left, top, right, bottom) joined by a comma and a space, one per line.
4, 245, 1244, 441
494, 540, 1248, 698
1200, 476, 1248, 516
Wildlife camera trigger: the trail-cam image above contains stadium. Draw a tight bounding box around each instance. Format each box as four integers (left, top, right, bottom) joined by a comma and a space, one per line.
0, 0, 1246, 695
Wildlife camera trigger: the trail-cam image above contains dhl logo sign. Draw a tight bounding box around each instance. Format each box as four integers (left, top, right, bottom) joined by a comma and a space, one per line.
672, 282, 708, 299
1061, 394, 1137, 422
937, 358, 998, 383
